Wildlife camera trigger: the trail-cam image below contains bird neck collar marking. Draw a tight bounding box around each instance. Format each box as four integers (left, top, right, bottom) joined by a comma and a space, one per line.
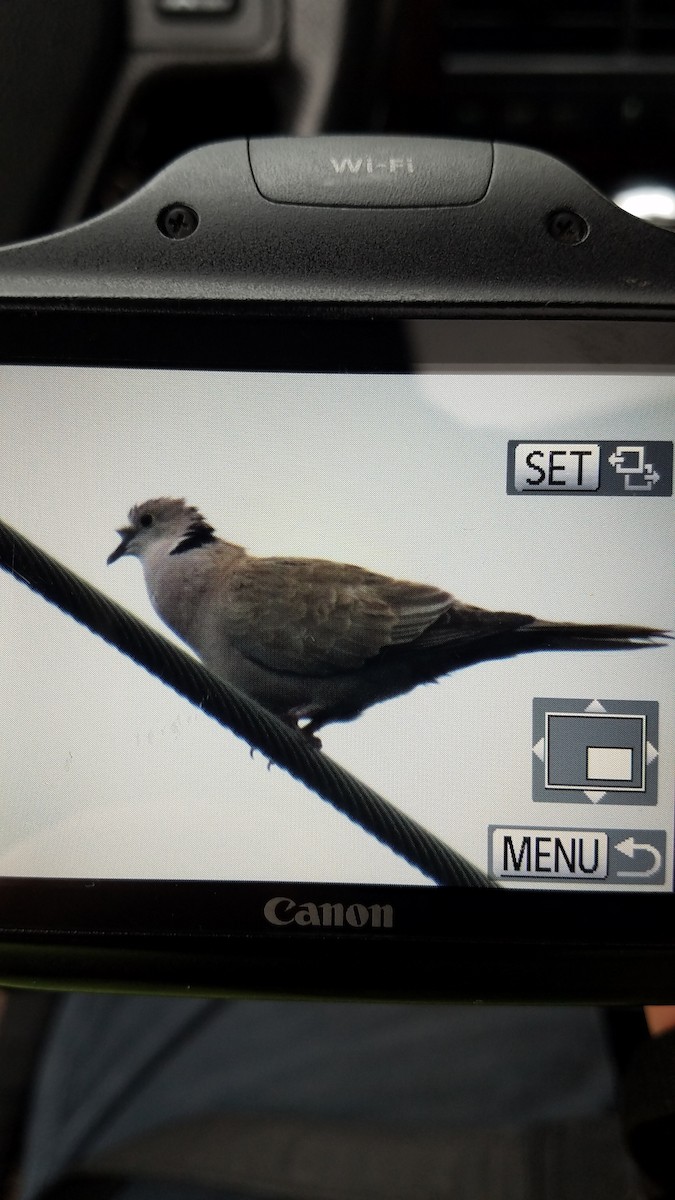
170, 516, 218, 556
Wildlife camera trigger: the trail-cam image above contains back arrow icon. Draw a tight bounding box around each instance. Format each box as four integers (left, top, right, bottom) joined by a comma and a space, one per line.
615, 836, 662, 878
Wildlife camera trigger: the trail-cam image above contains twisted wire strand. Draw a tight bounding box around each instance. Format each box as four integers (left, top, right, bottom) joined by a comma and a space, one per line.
0, 517, 494, 888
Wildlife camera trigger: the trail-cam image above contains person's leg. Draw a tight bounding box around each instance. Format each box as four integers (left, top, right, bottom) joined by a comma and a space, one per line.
0, 991, 56, 1192
18, 997, 617, 1200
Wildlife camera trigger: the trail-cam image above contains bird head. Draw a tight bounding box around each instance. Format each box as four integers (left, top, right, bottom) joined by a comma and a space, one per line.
107, 498, 216, 564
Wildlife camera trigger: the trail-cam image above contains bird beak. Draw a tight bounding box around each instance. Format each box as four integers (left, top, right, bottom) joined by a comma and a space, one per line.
107, 526, 134, 565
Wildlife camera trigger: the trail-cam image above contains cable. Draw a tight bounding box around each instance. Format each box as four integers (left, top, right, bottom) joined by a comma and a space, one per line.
0, 517, 494, 888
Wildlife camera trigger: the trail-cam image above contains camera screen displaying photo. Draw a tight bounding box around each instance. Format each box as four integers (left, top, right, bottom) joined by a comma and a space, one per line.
1, 355, 673, 894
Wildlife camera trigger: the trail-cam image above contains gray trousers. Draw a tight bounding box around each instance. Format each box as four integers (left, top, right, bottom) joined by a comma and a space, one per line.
17, 998, 642, 1200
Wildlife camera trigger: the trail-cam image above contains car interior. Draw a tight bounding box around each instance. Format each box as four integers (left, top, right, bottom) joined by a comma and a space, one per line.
2, 0, 675, 248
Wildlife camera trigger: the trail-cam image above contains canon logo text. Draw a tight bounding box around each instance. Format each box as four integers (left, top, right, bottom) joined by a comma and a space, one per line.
264, 896, 394, 929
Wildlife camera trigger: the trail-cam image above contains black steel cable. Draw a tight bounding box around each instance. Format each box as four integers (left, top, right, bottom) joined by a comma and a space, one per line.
0, 517, 494, 887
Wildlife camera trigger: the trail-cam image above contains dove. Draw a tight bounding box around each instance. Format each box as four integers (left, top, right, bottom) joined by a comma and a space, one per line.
108, 498, 666, 748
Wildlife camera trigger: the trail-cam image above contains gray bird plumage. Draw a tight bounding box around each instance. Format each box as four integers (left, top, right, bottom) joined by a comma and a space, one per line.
108, 498, 667, 747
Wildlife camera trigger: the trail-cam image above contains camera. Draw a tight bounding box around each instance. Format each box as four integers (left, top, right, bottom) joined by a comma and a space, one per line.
0, 136, 672, 1001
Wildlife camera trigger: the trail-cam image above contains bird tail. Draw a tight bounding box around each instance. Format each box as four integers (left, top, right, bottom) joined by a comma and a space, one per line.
525, 619, 670, 651
376, 613, 669, 694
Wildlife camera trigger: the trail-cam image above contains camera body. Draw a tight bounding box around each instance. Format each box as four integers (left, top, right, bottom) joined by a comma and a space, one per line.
0, 136, 673, 1001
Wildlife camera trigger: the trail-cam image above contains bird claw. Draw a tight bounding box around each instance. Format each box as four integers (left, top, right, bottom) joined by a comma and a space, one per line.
248, 746, 276, 768
284, 707, 323, 750
300, 727, 322, 751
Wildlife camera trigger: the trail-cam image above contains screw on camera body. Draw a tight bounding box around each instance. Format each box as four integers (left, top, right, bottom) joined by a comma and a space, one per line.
157, 204, 199, 239
547, 209, 589, 245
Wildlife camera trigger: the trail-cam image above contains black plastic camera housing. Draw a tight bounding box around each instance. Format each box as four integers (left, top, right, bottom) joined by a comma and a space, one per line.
0, 136, 673, 1002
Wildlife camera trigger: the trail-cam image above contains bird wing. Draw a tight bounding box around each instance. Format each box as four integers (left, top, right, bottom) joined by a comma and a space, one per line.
222, 556, 456, 676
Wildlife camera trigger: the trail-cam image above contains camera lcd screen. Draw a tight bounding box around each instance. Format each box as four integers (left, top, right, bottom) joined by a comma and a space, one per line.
2, 329, 672, 898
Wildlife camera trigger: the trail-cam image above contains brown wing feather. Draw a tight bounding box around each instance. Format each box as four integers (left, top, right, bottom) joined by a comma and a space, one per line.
411, 600, 535, 648
222, 556, 456, 675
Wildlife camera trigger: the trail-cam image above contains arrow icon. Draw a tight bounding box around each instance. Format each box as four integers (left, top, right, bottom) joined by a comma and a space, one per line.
625, 466, 660, 491
532, 737, 545, 762
615, 836, 662, 878
609, 445, 644, 473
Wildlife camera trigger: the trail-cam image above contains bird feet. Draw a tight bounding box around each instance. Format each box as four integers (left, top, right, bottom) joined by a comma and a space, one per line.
285, 706, 323, 750
299, 726, 323, 750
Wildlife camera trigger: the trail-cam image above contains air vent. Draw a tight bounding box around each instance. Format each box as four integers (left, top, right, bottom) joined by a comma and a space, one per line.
442, 0, 675, 57
637, 1, 675, 53
443, 1, 622, 56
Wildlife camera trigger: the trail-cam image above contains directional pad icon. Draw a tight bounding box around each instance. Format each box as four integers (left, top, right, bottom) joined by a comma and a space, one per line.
532, 698, 658, 805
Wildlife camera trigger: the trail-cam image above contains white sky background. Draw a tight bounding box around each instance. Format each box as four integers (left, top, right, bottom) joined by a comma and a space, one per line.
1, 366, 673, 885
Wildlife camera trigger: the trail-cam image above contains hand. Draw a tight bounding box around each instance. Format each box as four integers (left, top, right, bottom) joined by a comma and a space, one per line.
644, 1006, 675, 1036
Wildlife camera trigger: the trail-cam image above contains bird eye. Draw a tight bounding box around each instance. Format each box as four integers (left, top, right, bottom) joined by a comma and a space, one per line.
140, 514, 153, 528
